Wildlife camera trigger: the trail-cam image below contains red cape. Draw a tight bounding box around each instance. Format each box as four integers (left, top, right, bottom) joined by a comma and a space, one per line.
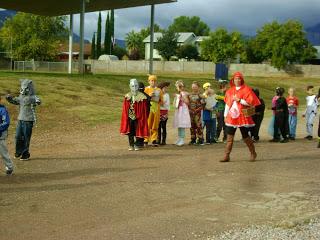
120, 96, 149, 138
224, 85, 261, 127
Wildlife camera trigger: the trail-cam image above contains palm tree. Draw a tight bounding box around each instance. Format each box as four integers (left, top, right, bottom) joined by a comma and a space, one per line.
125, 30, 143, 60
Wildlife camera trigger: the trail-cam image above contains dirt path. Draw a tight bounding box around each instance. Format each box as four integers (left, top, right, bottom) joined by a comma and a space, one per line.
0, 117, 320, 240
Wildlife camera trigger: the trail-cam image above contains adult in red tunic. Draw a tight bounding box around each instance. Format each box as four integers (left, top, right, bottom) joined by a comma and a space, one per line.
221, 72, 261, 162
120, 79, 149, 151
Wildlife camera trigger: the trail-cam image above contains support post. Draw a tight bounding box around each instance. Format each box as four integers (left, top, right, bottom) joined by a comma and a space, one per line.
79, 0, 85, 74
68, 14, 73, 74
149, 4, 155, 74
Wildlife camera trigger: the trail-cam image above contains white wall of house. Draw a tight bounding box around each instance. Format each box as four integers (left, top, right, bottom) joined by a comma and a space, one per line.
145, 43, 162, 60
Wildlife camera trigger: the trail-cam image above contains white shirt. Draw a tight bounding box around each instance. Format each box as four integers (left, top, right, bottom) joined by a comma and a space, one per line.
305, 95, 318, 113
161, 93, 170, 111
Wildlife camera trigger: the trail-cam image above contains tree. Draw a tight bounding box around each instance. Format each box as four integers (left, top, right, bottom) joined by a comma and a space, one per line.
104, 11, 111, 54
201, 28, 243, 63
125, 30, 143, 60
155, 29, 179, 60
177, 44, 199, 60
169, 16, 210, 36
96, 12, 102, 58
0, 12, 66, 60
91, 33, 96, 59
255, 20, 317, 69
112, 45, 127, 60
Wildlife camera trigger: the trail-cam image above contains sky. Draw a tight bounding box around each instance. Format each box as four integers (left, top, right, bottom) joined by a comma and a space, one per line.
2, 0, 320, 41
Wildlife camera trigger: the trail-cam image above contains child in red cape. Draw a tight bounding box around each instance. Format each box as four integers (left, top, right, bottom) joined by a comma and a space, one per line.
221, 72, 261, 162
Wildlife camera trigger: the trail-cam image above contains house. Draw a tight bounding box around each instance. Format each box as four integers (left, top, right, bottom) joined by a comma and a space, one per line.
143, 32, 197, 60
194, 36, 210, 55
58, 43, 92, 61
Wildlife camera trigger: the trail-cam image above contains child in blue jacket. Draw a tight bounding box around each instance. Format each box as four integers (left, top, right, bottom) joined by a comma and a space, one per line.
0, 97, 14, 175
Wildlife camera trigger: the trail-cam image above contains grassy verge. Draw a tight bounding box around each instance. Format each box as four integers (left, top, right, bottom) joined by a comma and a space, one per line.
0, 71, 319, 129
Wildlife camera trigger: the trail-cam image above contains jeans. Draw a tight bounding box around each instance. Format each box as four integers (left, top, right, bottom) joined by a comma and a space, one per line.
288, 114, 297, 138
158, 119, 168, 143
0, 134, 13, 170
306, 111, 316, 136
16, 120, 33, 157
178, 128, 186, 139
216, 110, 226, 140
204, 118, 216, 143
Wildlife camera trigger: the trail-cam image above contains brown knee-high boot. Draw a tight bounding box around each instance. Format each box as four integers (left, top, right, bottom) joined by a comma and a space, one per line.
243, 137, 257, 161
220, 134, 234, 162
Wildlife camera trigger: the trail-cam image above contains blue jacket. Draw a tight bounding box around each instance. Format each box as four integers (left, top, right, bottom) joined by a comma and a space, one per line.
0, 104, 10, 137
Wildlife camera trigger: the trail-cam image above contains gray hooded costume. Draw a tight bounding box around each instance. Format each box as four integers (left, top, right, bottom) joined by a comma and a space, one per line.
6, 79, 41, 160
6, 79, 41, 122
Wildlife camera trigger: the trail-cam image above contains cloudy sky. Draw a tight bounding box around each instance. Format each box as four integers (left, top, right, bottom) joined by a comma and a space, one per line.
3, 0, 320, 40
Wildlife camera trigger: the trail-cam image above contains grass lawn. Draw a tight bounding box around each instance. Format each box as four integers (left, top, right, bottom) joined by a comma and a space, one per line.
0, 71, 319, 129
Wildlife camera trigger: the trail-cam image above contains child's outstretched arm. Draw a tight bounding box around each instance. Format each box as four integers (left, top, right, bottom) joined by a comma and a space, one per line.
6, 95, 20, 105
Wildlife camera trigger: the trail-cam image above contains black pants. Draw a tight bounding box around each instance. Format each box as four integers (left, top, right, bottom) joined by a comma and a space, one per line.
216, 110, 226, 140
128, 119, 137, 146
226, 126, 249, 139
157, 119, 168, 143
249, 114, 264, 140
274, 113, 288, 140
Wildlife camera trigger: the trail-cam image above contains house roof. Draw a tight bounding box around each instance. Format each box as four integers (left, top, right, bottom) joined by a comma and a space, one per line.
59, 42, 91, 55
143, 32, 196, 43
0, 0, 177, 16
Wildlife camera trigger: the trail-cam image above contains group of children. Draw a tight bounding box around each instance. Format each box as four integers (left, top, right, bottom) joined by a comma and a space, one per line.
121, 74, 320, 151
120, 75, 232, 150
269, 85, 320, 147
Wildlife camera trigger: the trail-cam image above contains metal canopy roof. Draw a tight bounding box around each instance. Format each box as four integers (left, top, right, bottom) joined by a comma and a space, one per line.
0, 0, 176, 16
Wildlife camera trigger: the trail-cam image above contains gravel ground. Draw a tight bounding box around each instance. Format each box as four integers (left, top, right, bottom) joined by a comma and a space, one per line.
209, 218, 320, 240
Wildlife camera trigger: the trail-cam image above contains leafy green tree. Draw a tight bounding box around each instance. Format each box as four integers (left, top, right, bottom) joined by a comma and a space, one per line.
177, 44, 199, 60
255, 20, 317, 69
0, 12, 66, 60
241, 38, 265, 64
104, 11, 111, 54
96, 12, 102, 58
155, 29, 179, 60
112, 45, 127, 60
201, 28, 243, 63
169, 16, 210, 36
125, 30, 143, 60
91, 33, 96, 59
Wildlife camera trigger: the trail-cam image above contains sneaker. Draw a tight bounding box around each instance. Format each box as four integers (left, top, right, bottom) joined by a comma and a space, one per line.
189, 139, 196, 145
205, 141, 211, 145
160, 141, 166, 145
304, 135, 313, 140
176, 138, 184, 146
5, 168, 13, 175
289, 136, 295, 141
20, 153, 30, 161
128, 146, 134, 151
280, 138, 289, 143
197, 139, 205, 146
152, 140, 159, 147
14, 153, 21, 159
134, 145, 141, 151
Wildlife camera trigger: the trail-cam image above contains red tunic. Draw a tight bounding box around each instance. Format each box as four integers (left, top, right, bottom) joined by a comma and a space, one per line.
120, 93, 149, 138
225, 84, 261, 128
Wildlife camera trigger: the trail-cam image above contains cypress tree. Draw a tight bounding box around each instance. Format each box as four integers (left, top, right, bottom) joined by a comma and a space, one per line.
104, 11, 111, 54
96, 12, 102, 58
91, 33, 96, 59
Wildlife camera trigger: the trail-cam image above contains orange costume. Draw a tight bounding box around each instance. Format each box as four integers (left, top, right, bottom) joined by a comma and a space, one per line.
144, 75, 163, 144
221, 72, 261, 162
